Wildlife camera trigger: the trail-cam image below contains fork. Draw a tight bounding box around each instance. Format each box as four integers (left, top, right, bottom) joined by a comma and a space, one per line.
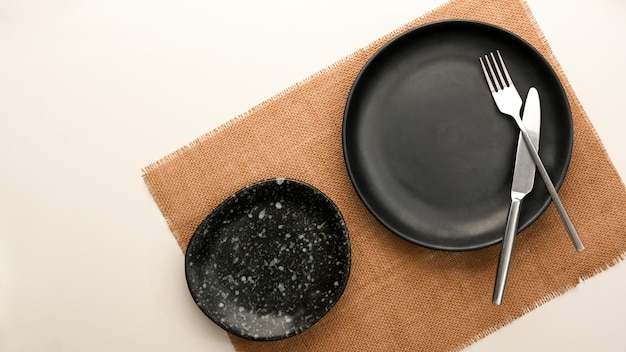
480, 50, 585, 252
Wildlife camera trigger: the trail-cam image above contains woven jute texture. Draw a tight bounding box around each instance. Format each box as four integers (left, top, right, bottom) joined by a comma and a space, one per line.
143, 0, 626, 350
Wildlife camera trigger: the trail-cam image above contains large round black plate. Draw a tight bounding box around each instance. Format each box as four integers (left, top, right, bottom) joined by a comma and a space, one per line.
343, 21, 572, 251
185, 178, 351, 340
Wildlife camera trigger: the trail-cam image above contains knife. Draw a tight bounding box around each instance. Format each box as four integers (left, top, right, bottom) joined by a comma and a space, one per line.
493, 87, 541, 306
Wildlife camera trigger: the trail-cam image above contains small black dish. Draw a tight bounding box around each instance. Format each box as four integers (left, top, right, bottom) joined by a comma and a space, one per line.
342, 20, 573, 251
185, 178, 351, 341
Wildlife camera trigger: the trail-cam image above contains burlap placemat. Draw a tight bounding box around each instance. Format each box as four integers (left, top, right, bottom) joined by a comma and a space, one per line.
143, 0, 626, 350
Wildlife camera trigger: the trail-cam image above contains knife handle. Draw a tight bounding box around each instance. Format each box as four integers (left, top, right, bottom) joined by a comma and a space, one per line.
493, 198, 521, 306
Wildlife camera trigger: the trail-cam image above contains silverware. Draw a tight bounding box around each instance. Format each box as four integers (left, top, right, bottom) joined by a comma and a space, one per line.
493, 87, 541, 305
479, 50, 585, 253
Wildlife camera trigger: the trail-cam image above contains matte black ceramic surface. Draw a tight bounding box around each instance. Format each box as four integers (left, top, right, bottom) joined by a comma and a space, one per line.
185, 178, 351, 341
343, 21, 572, 251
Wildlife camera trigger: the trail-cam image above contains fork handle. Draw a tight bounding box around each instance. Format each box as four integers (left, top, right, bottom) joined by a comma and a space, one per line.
513, 116, 585, 252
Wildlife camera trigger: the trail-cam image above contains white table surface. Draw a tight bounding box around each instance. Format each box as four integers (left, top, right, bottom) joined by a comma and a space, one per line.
1, 0, 625, 351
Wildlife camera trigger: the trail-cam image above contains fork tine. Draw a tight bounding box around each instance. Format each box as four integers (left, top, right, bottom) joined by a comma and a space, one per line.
490, 52, 507, 88
479, 57, 496, 93
496, 50, 513, 88
484, 54, 502, 91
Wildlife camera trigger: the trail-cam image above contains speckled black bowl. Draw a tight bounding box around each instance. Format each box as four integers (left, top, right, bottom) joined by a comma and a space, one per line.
185, 178, 351, 341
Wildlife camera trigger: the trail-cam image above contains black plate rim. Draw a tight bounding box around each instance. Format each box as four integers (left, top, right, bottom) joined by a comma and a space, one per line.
184, 177, 352, 341
342, 19, 573, 251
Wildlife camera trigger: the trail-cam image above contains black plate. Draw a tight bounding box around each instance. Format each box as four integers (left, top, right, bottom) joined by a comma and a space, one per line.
343, 21, 572, 251
185, 178, 351, 341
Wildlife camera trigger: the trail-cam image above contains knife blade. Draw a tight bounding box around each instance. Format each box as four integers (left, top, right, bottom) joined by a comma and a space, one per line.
493, 87, 541, 305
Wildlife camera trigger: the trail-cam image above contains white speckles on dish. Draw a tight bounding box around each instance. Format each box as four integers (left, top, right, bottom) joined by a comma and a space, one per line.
185, 178, 351, 341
